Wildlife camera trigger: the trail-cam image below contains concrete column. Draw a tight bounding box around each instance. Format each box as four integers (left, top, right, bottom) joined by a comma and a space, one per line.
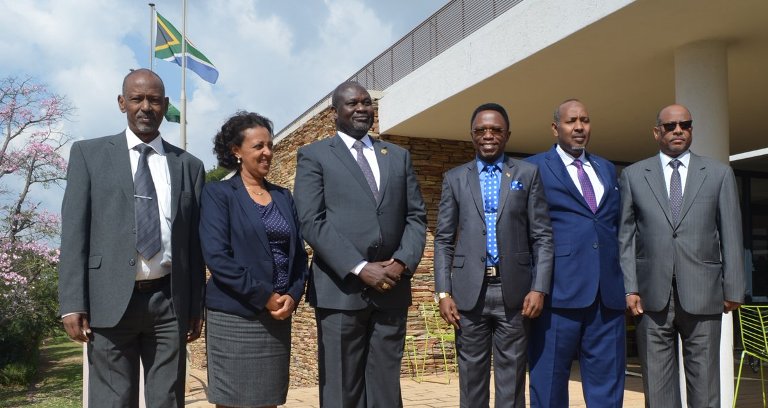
674, 40, 734, 408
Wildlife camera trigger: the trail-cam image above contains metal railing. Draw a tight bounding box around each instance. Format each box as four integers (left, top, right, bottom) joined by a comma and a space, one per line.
276, 0, 525, 138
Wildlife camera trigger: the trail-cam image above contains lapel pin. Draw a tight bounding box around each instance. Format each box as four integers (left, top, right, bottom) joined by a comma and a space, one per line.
381, 147, 388, 155
505, 172, 511, 178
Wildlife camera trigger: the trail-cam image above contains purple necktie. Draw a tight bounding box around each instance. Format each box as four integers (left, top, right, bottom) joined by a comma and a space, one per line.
573, 159, 597, 213
352, 140, 379, 201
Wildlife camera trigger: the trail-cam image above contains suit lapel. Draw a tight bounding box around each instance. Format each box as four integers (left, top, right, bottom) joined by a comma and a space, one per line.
372, 139, 388, 207
497, 157, 514, 219
329, 134, 377, 205
543, 147, 591, 213
678, 153, 707, 224
231, 175, 271, 255
163, 141, 182, 223
643, 157, 674, 226
588, 153, 612, 212
465, 161, 485, 222
108, 133, 135, 204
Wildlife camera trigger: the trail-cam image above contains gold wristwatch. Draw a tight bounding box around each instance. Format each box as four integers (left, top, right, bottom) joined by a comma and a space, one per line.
434, 292, 451, 303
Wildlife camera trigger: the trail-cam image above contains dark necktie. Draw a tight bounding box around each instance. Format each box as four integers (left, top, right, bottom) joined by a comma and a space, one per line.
134, 144, 161, 259
352, 140, 379, 201
482, 164, 499, 265
573, 159, 598, 213
669, 159, 683, 223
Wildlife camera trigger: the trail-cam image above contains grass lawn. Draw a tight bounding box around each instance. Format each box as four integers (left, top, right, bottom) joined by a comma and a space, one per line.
0, 332, 82, 408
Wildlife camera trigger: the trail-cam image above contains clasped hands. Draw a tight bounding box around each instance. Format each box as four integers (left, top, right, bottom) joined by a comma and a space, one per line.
359, 258, 406, 293
266, 293, 296, 320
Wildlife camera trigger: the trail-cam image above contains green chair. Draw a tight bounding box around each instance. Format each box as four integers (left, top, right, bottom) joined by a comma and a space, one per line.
734, 305, 768, 407
404, 334, 424, 382
419, 302, 457, 379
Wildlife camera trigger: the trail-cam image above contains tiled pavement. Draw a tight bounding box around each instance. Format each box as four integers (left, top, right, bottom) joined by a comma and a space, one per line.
185, 360, 766, 407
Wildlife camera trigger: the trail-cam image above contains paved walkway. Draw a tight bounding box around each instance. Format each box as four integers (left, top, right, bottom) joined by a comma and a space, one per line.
186, 363, 649, 407
186, 359, 767, 407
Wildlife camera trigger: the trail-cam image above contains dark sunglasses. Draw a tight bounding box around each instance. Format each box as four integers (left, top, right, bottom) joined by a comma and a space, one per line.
659, 120, 692, 132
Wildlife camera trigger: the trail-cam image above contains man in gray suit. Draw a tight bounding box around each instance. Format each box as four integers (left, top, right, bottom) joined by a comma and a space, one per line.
434, 102, 553, 407
58, 69, 205, 408
619, 103, 745, 407
294, 81, 427, 407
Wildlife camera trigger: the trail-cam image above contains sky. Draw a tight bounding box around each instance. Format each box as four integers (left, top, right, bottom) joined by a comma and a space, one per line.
0, 0, 447, 226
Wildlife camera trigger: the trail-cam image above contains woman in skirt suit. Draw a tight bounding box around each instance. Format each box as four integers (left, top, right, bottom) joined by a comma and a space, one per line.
200, 111, 308, 408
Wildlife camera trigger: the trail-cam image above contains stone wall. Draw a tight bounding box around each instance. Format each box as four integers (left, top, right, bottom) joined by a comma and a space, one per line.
191, 101, 476, 388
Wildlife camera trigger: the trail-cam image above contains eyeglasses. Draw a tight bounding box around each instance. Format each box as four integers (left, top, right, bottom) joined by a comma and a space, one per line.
472, 127, 505, 137
659, 120, 692, 132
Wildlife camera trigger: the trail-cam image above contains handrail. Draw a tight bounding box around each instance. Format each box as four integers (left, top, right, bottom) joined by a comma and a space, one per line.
275, 0, 525, 141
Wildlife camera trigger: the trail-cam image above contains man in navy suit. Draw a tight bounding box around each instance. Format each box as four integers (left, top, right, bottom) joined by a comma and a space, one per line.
525, 99, 625, 407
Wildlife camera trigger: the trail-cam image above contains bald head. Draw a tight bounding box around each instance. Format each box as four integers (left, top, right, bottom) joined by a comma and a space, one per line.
655, 104, 691, 126
331, 81, 367, 110
122, 69, 165, 97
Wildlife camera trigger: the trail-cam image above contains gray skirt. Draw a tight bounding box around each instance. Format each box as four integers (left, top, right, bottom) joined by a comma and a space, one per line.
206, 308, 291, 407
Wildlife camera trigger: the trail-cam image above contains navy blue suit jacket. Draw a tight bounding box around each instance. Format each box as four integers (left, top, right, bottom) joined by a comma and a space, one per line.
525, 145, 624, 310
200, 173, 308, 318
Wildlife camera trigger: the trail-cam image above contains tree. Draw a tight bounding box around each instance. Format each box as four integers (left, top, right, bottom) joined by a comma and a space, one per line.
0, 76, 73, 384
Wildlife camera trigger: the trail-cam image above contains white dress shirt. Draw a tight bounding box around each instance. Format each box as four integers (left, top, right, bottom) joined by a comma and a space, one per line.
337, 132, 380, 275
659, 150, 690, 197
126, 129, 172, 281
555, 144, 605, 205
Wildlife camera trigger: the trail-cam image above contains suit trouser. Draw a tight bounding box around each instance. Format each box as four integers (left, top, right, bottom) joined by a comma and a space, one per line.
456, 281, 528, 408
316, 306, 407, 408
636, 283, 722, 408
528, 298, 626, 408
88, 283, 184, 408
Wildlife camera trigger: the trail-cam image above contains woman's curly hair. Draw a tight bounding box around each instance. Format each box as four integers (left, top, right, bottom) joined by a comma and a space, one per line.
213, 111, 274, 170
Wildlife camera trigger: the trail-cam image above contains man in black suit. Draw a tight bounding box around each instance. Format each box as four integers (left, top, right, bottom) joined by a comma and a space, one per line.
58, 69, 205, 408
434, 103, 553, 407
294, 81, 427, 407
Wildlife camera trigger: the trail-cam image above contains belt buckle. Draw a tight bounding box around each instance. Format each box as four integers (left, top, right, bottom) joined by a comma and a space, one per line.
485, 266, 496, 277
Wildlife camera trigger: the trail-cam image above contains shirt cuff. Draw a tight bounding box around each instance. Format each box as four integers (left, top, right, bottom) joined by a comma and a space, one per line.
61, 312, 87, 319
351, 261, 367, 275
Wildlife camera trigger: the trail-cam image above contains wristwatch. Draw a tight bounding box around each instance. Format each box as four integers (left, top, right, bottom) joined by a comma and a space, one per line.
434, 292, 451, 303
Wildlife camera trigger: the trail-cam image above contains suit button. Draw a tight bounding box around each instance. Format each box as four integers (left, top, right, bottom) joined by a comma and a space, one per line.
673, 232, 677, 238
129, 258, 136, 266
377, 210, 383, 215
482, 229, 486, 235
481, 256, 486, 263
592, 243, 598, 249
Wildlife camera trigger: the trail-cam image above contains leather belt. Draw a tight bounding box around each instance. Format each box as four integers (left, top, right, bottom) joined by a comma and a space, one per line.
134, 275, 170, 292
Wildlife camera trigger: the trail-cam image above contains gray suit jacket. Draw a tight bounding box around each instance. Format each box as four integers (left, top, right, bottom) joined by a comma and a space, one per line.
294, 134, 427, 310
58, 132, 205, 331
434, 156, 554, 311
619, 152, 745, 314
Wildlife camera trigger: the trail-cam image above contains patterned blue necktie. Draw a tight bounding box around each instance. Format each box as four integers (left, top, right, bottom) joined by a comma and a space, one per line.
481, 164, 499, 266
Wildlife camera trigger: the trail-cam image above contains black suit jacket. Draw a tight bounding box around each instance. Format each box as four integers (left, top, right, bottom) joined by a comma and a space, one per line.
294, 134, 427, 310
58, 132, 205, 332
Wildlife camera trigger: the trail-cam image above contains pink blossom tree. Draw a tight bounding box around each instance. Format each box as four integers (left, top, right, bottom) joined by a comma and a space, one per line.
0, 77, 74, 365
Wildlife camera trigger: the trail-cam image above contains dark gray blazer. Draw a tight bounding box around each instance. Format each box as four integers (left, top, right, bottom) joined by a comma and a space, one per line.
58, 132, 205, 332
434, 156, 554, 311
294, 134, 427, 310
619, 152, 745, 314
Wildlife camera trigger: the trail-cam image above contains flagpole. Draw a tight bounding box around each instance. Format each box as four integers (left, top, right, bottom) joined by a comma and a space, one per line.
180, 0, 187, 150
149, 3, 155, 71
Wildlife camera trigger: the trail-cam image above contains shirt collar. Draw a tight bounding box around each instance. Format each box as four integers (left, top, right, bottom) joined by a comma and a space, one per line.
555, 143, 589, 166
659, 150, 690, 169
125, 127, 165, 155
338, 131, 373, 150
476, 155, 504, 172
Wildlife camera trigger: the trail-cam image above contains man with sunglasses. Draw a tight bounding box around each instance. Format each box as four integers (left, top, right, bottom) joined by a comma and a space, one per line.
619, 104, 744, 407
434, 102, 553, 407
